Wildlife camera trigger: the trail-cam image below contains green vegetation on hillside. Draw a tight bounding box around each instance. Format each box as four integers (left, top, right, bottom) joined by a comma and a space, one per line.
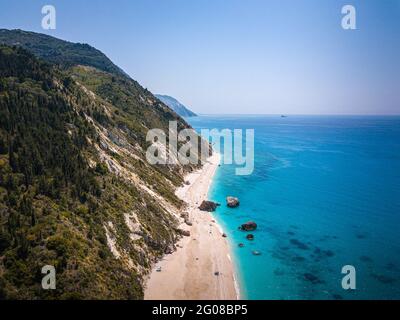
0, 29, 126, 77
0, 45, 184, 299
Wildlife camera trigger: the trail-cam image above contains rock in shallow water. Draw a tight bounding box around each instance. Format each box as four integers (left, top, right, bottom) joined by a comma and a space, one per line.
246, 234, 254, 240
240, 221, 257, 231
226, 196, 240, 208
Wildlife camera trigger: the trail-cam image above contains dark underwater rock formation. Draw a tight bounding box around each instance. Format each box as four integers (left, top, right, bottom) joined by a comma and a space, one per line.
246, 234, 254, 240
290, 239, 309, 250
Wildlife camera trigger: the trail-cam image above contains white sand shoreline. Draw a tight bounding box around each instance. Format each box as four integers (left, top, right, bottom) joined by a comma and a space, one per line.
144, 152, 239, 300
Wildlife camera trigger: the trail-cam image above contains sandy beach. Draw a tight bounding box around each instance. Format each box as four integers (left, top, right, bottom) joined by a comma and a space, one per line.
144, 152, 238, 300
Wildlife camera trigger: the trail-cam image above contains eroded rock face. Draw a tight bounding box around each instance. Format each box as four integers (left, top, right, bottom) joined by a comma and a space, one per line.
179, 230, 191, 237
198, 200, 219, 212
180, 212, 192, 226
226, 196, 240, 208
165, 244, 176, 254
240, 221, 257, 231
185, 220, 193, 226
180, 212, 189, 219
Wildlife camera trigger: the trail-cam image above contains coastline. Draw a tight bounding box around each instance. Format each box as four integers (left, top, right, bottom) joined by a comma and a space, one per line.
144, 152, 239, 300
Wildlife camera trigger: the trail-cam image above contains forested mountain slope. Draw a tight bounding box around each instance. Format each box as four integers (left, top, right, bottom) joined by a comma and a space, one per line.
0, 29, 127, 77
0, 31, 204, 299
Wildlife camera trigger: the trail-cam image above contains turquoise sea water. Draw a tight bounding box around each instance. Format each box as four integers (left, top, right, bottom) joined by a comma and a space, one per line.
188, 115, 400, 300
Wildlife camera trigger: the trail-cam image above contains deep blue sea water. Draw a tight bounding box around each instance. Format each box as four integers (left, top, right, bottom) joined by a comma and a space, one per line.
188, 115, 400, 300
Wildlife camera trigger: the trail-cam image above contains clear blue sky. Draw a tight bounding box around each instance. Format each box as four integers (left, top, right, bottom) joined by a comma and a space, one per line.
1, 0, 399, 114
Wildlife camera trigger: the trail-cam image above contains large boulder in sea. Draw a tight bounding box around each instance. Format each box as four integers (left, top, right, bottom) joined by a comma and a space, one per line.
240, 221, 257, 231
226, 196, 240, 208
198, 200, 219, 212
